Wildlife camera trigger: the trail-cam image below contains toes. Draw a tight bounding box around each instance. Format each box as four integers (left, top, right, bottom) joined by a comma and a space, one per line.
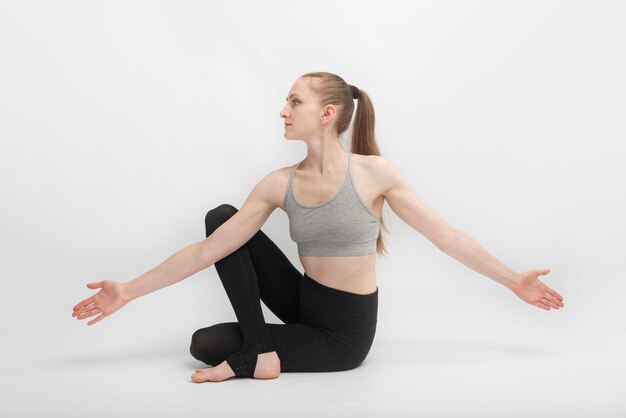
191, 363, 236, 383
191, 368, 215, 383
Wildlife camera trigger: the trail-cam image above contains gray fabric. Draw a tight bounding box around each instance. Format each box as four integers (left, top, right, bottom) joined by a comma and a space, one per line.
283, 152, 381, 256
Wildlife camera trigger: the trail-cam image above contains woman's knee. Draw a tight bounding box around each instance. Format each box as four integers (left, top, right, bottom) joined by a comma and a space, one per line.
190, 327, 221, 365
189, 329, 205, 361
204, 203, 239, 236
189, 323, 242, 364
339, 348, 370, 371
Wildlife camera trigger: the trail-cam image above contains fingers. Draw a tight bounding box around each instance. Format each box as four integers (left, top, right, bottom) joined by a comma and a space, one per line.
72, 283, 105, 314
75, 307, 100, 320
538, 269, 564, 303
542, 284, 564, 307
536, 277, 564, 308
547, 287, 563, 302
87, 313, 106, 326
72, 301, 96, 317
533, 295, 564, 311
73, 296, 96, 312
538, 290, 562, 309
545, 291, 565, 308
541, 297, 560, 309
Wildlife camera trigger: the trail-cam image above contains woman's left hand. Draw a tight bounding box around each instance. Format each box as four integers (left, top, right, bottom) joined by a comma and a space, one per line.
510, 268, 564, 310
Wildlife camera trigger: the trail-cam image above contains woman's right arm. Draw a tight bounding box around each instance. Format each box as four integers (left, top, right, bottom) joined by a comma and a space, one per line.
72, 239, 210, 326
72, 169, 281, 326
122, 239, 210, 302
124, 169, 281, 302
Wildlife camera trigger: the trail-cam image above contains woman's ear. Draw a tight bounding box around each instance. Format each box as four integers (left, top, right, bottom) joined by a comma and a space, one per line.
320, 104, 336, 122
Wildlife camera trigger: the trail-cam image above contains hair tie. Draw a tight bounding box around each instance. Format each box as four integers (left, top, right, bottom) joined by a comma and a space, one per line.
349, 84, 360, 100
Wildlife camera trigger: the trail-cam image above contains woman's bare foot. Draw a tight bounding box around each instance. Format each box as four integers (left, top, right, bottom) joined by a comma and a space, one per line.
191, 351, 281, 383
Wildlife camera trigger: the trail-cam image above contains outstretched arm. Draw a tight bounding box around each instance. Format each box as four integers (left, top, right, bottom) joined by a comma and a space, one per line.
440, 227, 521, 289
440, 227, 563, 310
71, 170, 280, 326
72, 240, 207, 326
378, 157, 564, 311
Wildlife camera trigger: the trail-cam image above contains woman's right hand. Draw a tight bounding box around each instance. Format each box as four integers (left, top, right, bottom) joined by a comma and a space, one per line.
72, 280, 129, 326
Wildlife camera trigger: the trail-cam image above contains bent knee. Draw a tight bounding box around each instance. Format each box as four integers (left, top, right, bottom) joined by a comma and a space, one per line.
204, 204, 239, 236
189, 323, 242, 365
189, 329, 205, 360
340, 350, 370, 371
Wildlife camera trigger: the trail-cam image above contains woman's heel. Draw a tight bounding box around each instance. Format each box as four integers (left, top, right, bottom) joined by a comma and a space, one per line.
226, 343, 276, 378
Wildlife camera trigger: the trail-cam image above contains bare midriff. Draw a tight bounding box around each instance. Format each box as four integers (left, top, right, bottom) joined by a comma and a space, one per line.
299, 252, 378, 295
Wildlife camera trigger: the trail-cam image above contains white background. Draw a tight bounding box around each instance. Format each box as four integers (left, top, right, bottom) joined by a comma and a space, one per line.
1, 1, 624, 417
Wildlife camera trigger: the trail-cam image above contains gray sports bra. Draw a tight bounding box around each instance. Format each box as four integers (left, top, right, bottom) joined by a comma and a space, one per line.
283, 152, 381, 257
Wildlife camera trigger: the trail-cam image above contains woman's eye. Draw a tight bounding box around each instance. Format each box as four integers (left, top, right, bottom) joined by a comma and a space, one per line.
292, 100, 299, 105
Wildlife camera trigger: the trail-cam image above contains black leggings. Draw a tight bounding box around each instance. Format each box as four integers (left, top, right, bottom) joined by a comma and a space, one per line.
189, 204, 378, 372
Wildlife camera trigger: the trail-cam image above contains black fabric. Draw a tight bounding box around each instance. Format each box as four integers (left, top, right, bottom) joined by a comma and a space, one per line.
190, 203, 378, 374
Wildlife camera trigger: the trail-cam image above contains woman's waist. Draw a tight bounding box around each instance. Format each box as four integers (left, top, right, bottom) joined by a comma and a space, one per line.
300, 272, 378, 324
299, 254, 377, 295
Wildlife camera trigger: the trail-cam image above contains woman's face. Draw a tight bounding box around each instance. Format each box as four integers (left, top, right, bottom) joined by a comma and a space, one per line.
280, 77, 323, 141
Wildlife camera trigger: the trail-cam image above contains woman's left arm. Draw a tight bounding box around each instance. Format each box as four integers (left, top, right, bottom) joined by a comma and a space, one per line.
441, 228, 564, 310
379, 156, 564, 311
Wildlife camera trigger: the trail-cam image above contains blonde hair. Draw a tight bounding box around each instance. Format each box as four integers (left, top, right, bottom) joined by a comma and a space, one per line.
300, 71, 389, 256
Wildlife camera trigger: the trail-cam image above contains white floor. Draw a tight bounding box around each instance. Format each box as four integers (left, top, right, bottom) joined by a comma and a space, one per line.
2, 275, 623, 418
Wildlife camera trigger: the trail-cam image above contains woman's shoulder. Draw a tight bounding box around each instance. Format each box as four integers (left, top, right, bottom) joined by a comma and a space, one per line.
352, 153, 388, 180
254, 162, 301, 211
356, 152, 386, 166
271, 161, 301, 182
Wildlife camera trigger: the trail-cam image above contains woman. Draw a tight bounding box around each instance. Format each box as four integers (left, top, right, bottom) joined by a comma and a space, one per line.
71, 71, 565, 383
